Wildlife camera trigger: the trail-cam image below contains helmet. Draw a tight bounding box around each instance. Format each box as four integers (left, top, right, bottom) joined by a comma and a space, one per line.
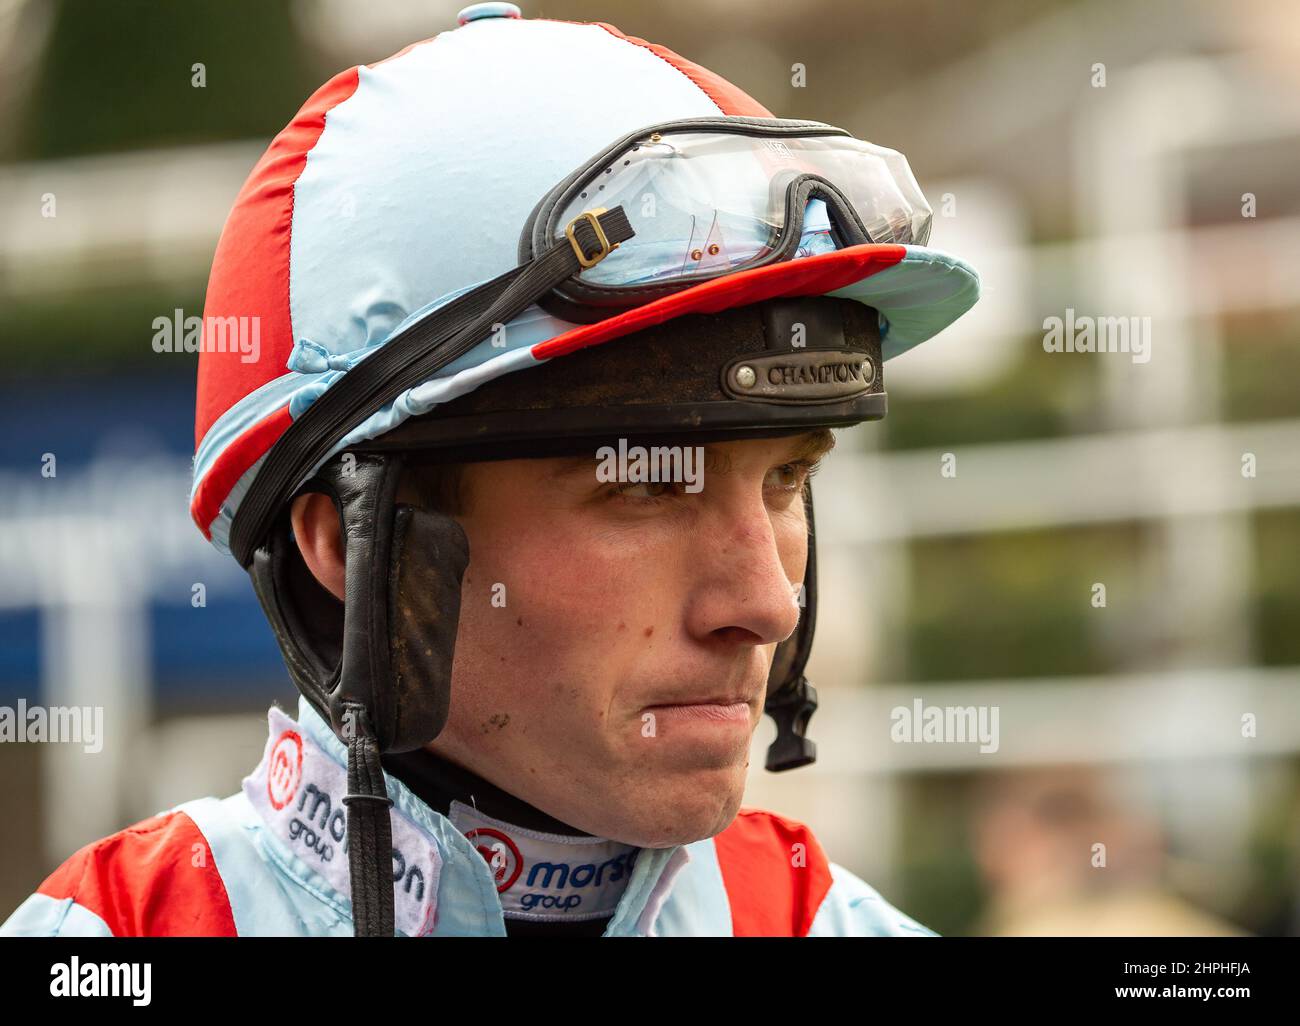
191, 3, 980, 936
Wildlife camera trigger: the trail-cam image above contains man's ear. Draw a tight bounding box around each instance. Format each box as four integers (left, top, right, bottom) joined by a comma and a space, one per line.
290, 492, 346, 601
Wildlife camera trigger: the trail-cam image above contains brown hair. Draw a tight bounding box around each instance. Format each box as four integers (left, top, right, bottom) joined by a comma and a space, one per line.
399, 460, 471, 516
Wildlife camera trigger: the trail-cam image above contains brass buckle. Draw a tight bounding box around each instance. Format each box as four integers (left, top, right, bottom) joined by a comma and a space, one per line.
564, 207, 618, 269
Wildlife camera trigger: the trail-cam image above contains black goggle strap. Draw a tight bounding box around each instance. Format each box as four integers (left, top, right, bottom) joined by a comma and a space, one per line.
229, 206, 635, 568
778, 174, 872, 249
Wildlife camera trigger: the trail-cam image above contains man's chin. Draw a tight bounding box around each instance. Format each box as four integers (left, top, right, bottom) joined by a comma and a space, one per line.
606, 780, 747, 849
628, 718, 758, 773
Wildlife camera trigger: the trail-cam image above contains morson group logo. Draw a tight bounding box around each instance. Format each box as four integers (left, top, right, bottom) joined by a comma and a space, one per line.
455, 807, 640, 919
515, 849, 639, 913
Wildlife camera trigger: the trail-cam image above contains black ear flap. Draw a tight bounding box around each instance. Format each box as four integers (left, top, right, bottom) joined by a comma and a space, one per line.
385, 501, 469, 751
248, 451, 469, 754
763, 481, 819, 771
249, 485, 347, 731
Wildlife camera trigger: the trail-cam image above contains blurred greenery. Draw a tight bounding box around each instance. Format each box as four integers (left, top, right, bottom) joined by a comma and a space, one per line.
897, 773, 986, 936
5, 282, 205, 376
1254, 508, 1300, 667
884, 336, 1104, 449
1221, 312, 1300, 424
17, 0, 320, 160
1240, 762, 1300, 936
900, 522, 1145, 681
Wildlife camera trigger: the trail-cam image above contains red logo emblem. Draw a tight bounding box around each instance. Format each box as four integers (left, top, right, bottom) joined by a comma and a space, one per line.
267, 730, 303, 811
463, 826, 523, 893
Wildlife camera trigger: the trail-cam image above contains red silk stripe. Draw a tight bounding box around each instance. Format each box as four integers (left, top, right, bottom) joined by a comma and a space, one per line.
533, 243, 905, 361
713, 808, 834, 937
590, 21, 774, 118
37, 811, 237, 937
193, 65, 361, 450
190, 404, 293, 539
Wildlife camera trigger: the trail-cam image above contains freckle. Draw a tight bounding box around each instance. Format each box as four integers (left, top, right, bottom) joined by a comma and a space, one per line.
644, 626, 654, 638
499, 655, 506, 663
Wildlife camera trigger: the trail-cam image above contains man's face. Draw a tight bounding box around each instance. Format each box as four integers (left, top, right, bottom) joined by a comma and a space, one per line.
420, 430, 833, 848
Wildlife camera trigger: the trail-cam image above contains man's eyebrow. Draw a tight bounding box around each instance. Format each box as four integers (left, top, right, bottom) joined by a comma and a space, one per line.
546, 450, 610, 479
781, 428, 837, 464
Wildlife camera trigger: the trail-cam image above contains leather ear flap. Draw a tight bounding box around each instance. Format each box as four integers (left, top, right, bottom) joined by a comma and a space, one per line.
763, 480, 819, 771
384, 503, 469, 752
249, 499, 345, 729
248, 451, 469, 754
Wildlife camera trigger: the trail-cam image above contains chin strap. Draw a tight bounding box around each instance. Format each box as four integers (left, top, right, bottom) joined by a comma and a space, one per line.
763, 480, 820, 772
341, 703, 396, 937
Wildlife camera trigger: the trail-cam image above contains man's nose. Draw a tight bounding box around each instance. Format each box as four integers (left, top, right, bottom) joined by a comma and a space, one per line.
683, 493, 804, 649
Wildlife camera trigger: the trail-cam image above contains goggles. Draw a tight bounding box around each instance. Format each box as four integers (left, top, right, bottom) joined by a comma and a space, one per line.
521, 116, 932, 322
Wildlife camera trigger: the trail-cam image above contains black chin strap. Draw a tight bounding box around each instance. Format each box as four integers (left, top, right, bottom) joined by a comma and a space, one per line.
763, 481, 820, 772
341, 704, 395, 936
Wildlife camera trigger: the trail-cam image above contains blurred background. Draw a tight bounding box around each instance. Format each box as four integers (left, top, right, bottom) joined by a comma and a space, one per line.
1, 0, 1297, 935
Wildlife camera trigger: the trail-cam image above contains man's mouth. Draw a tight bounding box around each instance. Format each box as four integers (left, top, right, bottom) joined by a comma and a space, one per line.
646, 693, 750, 708
641, 692, 755, 726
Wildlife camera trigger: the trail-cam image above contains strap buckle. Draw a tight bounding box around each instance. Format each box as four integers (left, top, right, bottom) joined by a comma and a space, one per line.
565, 207, 618, 269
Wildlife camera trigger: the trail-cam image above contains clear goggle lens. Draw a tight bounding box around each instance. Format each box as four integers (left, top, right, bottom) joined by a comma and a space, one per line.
553, 131, 932, 288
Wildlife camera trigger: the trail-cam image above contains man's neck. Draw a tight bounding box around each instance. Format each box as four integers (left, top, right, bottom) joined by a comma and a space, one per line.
380, 746, 590, 836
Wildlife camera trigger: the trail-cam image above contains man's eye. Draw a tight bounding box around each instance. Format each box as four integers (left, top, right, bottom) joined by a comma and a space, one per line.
611, 480, 674, 502
606, 459, 819, 504
765, 461, 814, 491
